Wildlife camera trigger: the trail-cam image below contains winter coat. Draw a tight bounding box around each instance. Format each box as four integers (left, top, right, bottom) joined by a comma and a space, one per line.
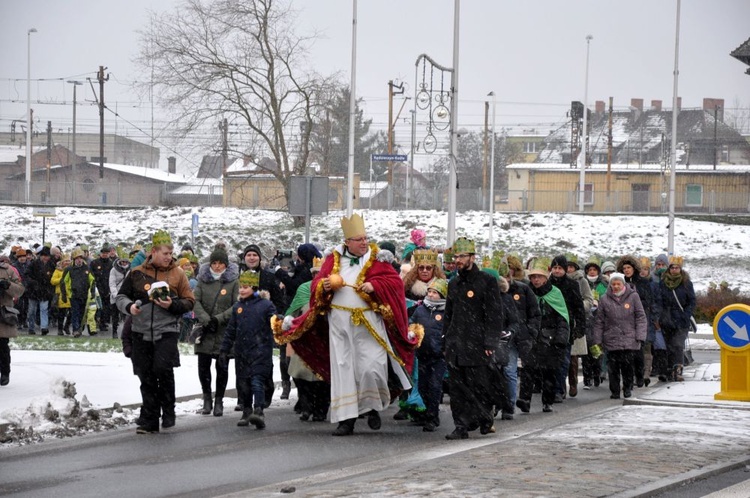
443, 264, 505, 367
109, 259, 130, 304
505, 278, 541, 362
12, 260, 31, 283
90, 256, 113, 300
530, 279, 569, 368
592, 284, 647, 351
568, 269, 595, 313
115, 256, 195, 342
410, 300, 446, 361
618, 255, 656, 323
220, 293, 277, 379
193, 262, 240, 356
27, 257, 56, 301
655, 271, 696, 332
50, 267, 72, 309
60, 263, 95, 302
549, 273, 586, 342
0, 263, 25, 339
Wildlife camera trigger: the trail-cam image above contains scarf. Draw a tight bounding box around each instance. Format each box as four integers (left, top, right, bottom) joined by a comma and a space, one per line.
586, 275, 599, 283
423, 296, 445, 311
536, 284, 569, 324
663, 271, 683, 290
210, 268, 225, 280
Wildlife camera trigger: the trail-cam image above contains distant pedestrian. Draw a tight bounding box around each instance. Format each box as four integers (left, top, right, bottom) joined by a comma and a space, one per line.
0, 256, 25, 386
654, 256, 695, 382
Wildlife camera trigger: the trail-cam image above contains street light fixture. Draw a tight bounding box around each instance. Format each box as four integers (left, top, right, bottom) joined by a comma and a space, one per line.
25, 27, 37, 204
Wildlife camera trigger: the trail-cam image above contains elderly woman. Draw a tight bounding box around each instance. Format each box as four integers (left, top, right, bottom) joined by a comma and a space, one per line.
654, 256, 696, 382
592, 272, 647, 399
403, 249, 446, 304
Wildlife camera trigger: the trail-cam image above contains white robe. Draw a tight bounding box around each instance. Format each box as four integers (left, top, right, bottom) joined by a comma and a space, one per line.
328, 246, 411, 423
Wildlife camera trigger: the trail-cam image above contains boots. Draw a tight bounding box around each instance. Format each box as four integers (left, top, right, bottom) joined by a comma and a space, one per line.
673, 364, 685, 382
568, 358, 578, 397
280, 380, 291, 400
237, 407, 253, 426
213, 397, 224, 417
201, 394, 213, 415
248, 407, 265, 429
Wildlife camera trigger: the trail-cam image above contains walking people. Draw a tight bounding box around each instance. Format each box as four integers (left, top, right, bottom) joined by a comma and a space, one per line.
655, 256, 696, 382
116, 230, 195, 434
90, 244, 115, 335
442, 237, 505, 440
26, 246, 55, 336
0, 256, 25, 386
60, 248, 95, 337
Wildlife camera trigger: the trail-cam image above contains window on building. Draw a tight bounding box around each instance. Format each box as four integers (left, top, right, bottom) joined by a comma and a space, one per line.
686, 184, 702, 207
721, 145, 729, 163
524, 142, 538, 153
575, 183, 594, 205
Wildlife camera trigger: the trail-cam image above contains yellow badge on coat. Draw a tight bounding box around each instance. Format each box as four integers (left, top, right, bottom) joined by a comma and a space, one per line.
624, 303, 630, 309
237, 307, 243, 314
220, 289, 227, 296
514, 294, 520, 301
467, 290, 474, 298
435, 314, 443, 321
144, 283, 151, 291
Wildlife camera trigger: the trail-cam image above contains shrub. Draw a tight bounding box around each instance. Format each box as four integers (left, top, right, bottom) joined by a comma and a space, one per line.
694, 281, 750, 324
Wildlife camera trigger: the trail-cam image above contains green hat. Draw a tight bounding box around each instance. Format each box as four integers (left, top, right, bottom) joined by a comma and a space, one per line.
482, 268, 500, 280
239, 270, 260, 288
427, 278, 448, 298
452, 237, 475, 255
152, 229, 172, 248
442, 248, 454, 263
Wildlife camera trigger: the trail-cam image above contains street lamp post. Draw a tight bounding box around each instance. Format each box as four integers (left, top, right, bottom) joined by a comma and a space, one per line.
67, 80, 83, 204
578, 34, 593, 212
668, 0, 682, 255
25, 27, 37, 204
447, 0, 460, 247
346, 0, 357, 216
407, 109, 415, 209
488, 91, 496, 249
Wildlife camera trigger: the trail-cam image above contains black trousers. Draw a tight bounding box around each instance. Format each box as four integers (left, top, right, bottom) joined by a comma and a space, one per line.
581, 353, 602, 385
198, 352, 229, 398
132, 332, 179, 428
632, 342, 645, 383
607, 349, 635, 395
295, 378, 330, 419
519, 365, 557, 406
418, 356, 447, 424
0, 338, 10, 375
447, 363, 495, 432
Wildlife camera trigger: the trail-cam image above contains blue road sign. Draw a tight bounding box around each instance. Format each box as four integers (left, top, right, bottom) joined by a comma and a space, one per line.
714, 304, 750, 351
192, 214, 199, 237
371, 154, 408, 162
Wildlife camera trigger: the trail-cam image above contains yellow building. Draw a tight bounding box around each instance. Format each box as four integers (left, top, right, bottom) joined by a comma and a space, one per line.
223, 173, 359, 210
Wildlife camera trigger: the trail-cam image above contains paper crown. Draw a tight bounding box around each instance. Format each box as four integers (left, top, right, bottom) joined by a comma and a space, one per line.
482, 255, 492, 268
152, 229, 173, 247
312, 256, 323, 271
442, 247, 454, 263
452, 237, 475, 255
428, 278, 448, 298
239, 270, 260, 287
668, 255, 684, 267
639, 256, 651, 269
341, 213, 366, 239
527, 256, 551, 278
71, 248, 85, 260
413, 249, 438, 266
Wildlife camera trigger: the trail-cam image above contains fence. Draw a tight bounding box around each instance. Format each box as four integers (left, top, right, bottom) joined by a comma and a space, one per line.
1, 180, 748, 214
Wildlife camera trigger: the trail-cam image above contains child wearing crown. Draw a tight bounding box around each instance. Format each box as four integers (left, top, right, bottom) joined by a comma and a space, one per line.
219, 271, 276, 429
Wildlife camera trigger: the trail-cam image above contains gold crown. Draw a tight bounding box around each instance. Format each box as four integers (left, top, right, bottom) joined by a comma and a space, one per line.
239, 270, 260, 287
341, 213, 366, 239
452, 237, 475, 255
312, 256, 323, 270
412, 249, 438, 266
668, 255, 684, 267
152, 229, 172, 248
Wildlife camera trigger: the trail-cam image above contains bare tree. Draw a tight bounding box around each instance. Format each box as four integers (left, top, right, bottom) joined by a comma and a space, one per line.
135, 0, 335, 205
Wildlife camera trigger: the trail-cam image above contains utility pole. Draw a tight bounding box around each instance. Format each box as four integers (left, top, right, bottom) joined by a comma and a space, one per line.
220, 118, 228, 177
483, 101, 489, 210
387, 80, 404, 208
97, 66, 109, 179
67, 80, 82, 204
46, 121, 52, 202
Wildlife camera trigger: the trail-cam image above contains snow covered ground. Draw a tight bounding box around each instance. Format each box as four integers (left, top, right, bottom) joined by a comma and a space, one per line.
2, 205, 750, 294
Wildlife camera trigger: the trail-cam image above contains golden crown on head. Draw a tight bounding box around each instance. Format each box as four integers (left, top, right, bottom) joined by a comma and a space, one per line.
341, 213, 366, 240
312, 256, 323, 270
412, 248, 438, 266
152, 229, 172, 247
239, 270, 260, 287
668, 255, 684, 267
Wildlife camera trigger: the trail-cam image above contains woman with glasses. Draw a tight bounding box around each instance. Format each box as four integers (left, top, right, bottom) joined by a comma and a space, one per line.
402, 249, 446, 304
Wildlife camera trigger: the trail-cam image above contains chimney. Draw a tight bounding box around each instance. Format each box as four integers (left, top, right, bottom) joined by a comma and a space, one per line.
595, 100, 605, 115
630, 98, 643, 111
703, 98, 725, 122
168, 156, 176, 174
650, 100, 662, 112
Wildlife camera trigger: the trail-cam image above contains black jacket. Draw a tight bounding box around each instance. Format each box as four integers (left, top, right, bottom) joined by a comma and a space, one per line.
443, 264, 505, 367
531, 279, 569, 368
506, 279, 541, 362
27, 257, 56, 300
549, 274, 586, 342
90, 256, 114, 299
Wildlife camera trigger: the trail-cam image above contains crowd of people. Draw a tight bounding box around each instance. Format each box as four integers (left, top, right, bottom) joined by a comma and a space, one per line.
0, 217, 697, 439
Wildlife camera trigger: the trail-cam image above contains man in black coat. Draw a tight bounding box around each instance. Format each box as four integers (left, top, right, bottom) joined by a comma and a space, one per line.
90, 244, 114, 334
26, 246, 56, 335
443, 237, 505, 440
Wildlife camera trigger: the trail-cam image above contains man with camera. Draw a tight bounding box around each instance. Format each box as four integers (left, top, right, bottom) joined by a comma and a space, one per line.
0, 255, 25, 386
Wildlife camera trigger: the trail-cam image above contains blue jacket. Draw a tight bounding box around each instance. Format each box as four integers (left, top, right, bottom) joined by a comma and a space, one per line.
220, 293, 276, 378
410, 301, 445, 361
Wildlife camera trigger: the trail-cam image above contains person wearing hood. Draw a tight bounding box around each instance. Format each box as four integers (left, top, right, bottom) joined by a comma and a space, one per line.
652, 254, 669, 285
654, 256, 695, 382
582, 259, 608, 388
192, 247, 240, 417
592, 272, 647, 399
26, 245, 56, 336
51, 254, 73, 335
116, 230, 195, 434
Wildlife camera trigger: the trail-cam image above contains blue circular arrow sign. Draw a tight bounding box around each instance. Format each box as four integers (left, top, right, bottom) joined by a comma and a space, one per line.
714, 304, 750, 351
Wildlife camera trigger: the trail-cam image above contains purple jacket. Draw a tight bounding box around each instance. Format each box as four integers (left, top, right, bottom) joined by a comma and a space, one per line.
592, 284, 647, 351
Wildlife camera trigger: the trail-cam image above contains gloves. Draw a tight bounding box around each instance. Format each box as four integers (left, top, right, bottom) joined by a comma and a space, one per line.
0, 280, 10, 291
407, 331, 416, 341
218, 352, 229, 370
589, 344, 603, 359
282, 315, 294, 331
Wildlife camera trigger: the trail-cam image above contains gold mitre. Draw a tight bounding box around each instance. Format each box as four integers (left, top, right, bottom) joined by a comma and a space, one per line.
341, 213, 366, 239
413, 248, 438, 266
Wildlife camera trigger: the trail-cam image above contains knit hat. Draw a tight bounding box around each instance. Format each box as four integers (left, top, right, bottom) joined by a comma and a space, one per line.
243, 244, 262, 259
210, 248, 229, 266
177, 257, 191, 268
428, 278, 448, 298
655, 254, 669, 267
297, 243, 322, 264
608, 272, 626, 285
550, 254, 568, 269
584, 262, 601, 274
100, 243, 111, 253
378, 241, 397, 256
239, 270, 260, 288
601, 261, 616, 274
39, 246, 51, 257
568, 261, 580, 271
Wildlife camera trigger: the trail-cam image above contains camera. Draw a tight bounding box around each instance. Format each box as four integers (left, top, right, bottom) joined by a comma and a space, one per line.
272, 250, 294, 271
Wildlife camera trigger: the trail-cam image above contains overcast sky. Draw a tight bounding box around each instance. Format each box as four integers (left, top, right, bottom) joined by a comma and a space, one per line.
1, 0, 749, 171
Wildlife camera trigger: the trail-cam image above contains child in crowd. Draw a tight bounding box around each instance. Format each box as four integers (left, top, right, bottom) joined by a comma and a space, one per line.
219, 271, 276, 429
